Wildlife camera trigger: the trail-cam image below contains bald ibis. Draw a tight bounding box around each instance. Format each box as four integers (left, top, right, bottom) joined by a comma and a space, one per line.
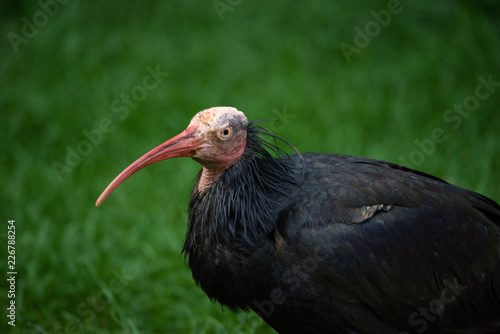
96, 107, 500, 334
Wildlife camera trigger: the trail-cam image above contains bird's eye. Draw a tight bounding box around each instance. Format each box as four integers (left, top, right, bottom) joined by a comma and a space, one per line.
219, 127, 232, 139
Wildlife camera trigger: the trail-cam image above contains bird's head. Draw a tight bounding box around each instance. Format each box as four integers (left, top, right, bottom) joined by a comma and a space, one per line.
96, 106, 249, 206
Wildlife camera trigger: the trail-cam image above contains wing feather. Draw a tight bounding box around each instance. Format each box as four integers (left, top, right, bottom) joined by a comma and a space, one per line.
275, 153, 500, 331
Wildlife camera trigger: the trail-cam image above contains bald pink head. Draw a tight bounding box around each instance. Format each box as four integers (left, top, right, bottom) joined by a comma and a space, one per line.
96, 106, 249, 206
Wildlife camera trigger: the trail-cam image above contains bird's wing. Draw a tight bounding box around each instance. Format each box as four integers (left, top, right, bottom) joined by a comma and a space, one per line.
276, 153, 500, 331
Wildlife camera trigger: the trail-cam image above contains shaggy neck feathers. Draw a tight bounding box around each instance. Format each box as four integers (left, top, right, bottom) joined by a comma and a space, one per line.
183, 124, 297, 251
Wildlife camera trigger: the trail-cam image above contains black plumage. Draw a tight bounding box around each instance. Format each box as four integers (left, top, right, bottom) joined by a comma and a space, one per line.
183, 124, 500, 333
97, 107, 500, 334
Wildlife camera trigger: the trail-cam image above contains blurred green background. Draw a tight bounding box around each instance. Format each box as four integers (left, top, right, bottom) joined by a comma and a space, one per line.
1, 0, 499, 333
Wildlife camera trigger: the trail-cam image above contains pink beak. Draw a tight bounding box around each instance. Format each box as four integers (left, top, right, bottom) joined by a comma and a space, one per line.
96, 124, 202, 206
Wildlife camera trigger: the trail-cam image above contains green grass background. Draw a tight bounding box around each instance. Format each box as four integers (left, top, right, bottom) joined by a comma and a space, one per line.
1, 1, 499, 333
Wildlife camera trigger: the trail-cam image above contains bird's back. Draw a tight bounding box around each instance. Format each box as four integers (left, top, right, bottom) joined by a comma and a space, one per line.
264, 153, 500, 333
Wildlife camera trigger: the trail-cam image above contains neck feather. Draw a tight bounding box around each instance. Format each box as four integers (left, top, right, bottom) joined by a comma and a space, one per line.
186, 129, 298, 249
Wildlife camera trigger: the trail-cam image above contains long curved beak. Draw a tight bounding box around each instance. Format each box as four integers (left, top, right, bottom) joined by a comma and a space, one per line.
96, 124, 202, 206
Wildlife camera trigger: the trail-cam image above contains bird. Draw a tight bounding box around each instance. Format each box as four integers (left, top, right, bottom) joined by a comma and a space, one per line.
96, 106, 500, 334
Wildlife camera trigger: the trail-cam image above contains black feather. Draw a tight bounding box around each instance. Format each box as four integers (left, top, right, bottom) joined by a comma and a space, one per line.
181, 122, 500, 333
182, 123, 297, 308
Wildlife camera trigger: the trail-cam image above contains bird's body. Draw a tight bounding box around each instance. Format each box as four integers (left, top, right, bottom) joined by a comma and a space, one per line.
97, 107, 500, 333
